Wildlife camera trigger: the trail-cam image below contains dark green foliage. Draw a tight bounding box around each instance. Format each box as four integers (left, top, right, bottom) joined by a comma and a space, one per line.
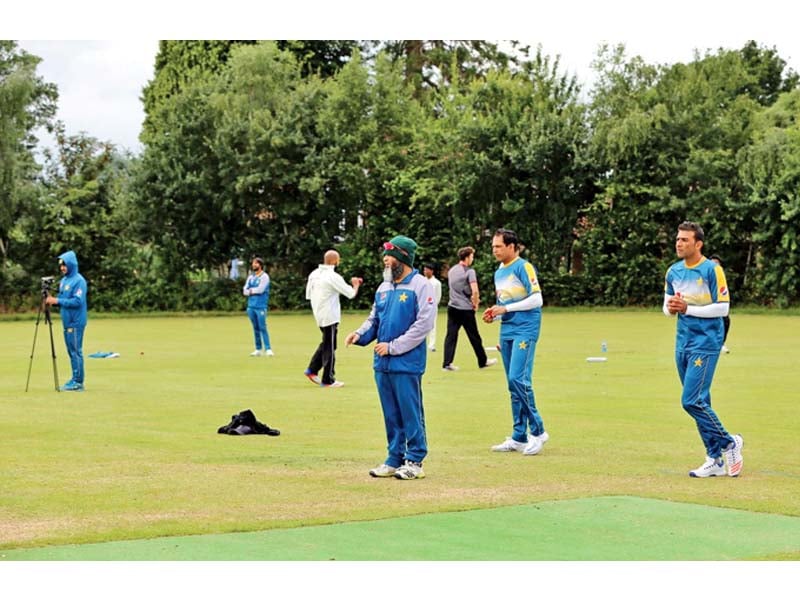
3, 39, 800, 311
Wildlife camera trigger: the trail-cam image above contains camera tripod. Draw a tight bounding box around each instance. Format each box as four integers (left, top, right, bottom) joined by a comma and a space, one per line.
25, 287, 60, 392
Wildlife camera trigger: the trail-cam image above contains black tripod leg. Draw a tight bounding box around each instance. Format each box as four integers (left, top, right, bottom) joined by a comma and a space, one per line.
45, 306, 60, 392
25, 300, 44, 392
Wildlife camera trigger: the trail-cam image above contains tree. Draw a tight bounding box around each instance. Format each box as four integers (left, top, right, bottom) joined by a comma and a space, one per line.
579, 43, 783, 305
737, 89, 800, 305
141, 40, 362, 144
379, 40, 517, 95
0, 40, 57, 267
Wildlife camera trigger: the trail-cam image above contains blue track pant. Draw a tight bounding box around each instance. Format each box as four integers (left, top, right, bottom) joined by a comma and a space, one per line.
499, 337, 544, 443
247, 307, 271, 351
63, 325, 85, 384
374, 371, 427, 467
675, 351, 733, 459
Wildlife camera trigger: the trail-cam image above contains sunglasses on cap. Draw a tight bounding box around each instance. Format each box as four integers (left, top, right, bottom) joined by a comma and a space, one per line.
382, 241, 409, 257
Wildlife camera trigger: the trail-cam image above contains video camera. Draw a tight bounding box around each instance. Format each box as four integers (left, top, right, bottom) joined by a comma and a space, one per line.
40, 276, 55, 293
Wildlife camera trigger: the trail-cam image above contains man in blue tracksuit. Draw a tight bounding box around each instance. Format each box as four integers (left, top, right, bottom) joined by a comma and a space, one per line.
345, 235, 436, 480
45, 250, 88, 391
482, 229, 548, 456
242, 257, 273, 356
664, 221, 743, 478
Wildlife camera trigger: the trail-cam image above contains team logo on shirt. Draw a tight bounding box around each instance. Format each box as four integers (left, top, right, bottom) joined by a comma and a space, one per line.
427, 296, 434, 304
720, 286, 728, 297
76, 289, 83, 297
399, 292, 408, 302
694, 358, 704, 367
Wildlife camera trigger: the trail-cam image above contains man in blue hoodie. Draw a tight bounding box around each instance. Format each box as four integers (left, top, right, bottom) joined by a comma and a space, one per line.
345, 235, 436, 480
45, 250, 88, 391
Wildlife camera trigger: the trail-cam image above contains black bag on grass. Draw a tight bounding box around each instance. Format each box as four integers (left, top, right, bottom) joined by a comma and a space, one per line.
217, 409, 280, 436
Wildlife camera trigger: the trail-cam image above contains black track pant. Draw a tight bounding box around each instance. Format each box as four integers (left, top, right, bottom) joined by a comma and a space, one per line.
308, 323, 338, 385
442, 306, 487, 368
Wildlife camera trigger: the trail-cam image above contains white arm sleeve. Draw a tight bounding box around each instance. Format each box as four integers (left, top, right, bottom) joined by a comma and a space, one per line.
686, 303, 729, 318
504, 292, 543, 313
663, 294, 673, 317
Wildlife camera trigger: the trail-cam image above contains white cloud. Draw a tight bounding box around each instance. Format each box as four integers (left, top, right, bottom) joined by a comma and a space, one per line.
18, 40, 158, 154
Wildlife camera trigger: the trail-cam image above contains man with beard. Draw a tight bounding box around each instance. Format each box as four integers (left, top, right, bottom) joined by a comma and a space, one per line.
345, 236, 436, 480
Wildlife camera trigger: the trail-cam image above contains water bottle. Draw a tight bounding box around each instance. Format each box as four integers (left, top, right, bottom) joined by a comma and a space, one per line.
601, 340, 608, 353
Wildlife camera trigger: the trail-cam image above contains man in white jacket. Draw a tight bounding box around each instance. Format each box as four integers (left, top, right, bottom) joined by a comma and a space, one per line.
305, 250, 361, 387
423, 263, 443, 351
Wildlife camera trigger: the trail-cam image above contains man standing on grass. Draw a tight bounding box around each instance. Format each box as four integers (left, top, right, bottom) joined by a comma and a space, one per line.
664, 221, 743, 478
304, 249, 361, 388
345, 235, 435, 480
45, 250, 88, 392
442, 246, 497, 371
423, 263, 442, 352
243, 257, 273, 357
482, 229, 548, 456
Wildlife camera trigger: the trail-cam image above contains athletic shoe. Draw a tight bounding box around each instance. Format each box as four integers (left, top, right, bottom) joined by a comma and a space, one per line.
265, 349, 274, 356
321, 381, 344, 388
304, 369, 321, 385
369, 463, 397, 478
721, 345, 730, 354
522, 431, 550, 456
481, 358, 498, 369
689, 456, 726, 478
442, 364, 459, 372
723, 434, 744, 477
60, 381, 84, 392
491, 437, 526, 452
250, 350, 262, 357
394, 460, 425, 480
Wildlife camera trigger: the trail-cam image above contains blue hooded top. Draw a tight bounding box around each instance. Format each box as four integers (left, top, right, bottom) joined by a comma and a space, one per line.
57, 250, 88, 328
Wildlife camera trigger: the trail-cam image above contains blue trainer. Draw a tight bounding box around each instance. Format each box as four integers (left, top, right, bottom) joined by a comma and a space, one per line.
61, 381, 84, 392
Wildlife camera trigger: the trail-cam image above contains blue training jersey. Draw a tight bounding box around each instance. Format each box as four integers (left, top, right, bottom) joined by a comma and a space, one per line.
355, 269, 436, 374
244, 272, 270, 310
494, 257, 542, 340
664, 256, 729, 353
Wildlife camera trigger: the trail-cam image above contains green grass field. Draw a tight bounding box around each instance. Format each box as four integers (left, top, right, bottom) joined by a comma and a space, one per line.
1, 309, 799, 559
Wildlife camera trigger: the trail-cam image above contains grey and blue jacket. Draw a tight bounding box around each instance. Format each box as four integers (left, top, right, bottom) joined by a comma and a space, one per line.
355, 269, 436, 374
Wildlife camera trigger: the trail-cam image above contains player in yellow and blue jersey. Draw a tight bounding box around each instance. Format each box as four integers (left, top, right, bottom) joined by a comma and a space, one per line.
664, 221, 743, 478
482, 229, 549, 456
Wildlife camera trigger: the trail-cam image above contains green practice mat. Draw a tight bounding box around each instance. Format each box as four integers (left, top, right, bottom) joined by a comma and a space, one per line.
3, 496, 799, 560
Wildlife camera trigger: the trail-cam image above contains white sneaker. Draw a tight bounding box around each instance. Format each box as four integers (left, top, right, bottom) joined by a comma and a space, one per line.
481, 358, 498, 369
522, 431, 549, 456
442, 364, 459, 372
322, 381, 344, 388
249, 350, 262, 357
491, 437, 526, 452
265, 349, 274, 356
721, 345, 730, 354
394, 460, 425, 480
369, 463, 397, 478
689, 456, 727, 478
723, 434, 744, 477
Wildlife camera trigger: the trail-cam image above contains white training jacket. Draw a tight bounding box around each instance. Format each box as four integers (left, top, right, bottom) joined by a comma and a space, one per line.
305, 264, 357, 327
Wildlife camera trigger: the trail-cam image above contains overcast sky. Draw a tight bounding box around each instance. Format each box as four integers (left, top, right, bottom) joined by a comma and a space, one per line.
8, 1, 800, 156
